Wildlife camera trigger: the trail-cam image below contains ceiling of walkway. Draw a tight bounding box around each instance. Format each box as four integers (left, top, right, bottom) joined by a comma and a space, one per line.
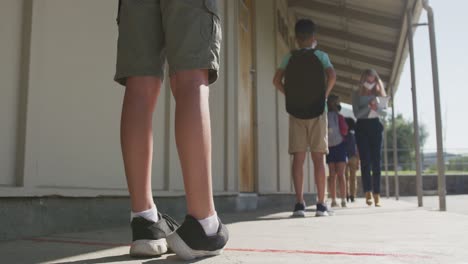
288, 0, 423, 103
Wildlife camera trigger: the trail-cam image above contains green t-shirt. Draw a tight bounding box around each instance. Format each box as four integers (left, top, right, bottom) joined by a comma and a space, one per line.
279, 49, 333, 113
278, 49, 333, 70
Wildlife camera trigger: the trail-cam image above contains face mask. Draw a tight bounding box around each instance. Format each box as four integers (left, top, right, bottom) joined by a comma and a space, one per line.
312, 40, 317, 49
363, 81, 376, 90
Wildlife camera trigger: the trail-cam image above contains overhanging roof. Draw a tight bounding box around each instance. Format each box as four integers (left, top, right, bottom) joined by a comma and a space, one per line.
288, 0, 423, 103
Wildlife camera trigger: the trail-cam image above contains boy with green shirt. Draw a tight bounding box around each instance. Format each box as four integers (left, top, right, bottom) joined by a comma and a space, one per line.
273, 19, 337, 217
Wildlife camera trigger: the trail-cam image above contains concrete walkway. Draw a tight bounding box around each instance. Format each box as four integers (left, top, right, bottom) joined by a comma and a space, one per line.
1, 196, 468, 264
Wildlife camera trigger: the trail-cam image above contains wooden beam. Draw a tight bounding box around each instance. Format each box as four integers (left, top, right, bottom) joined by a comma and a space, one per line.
317, 25, 396, 51
336, 75, 359, 86
333, 62, 391, 83
289, 0, 402, 29
319, 44, 393, 69
330, 86, 353, 103
332, 84, 353, 94
331, 85, 352, 95
330, 88, 350, 97
388, 0, 423, 93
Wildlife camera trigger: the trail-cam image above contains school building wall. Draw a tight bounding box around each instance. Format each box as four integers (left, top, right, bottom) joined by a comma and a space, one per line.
0, 0, 316, 198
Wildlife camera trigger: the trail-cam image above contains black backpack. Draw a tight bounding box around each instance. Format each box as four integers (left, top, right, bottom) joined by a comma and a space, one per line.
284, 49, 326, 119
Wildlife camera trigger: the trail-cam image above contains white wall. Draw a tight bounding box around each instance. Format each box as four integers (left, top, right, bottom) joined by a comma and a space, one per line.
23, 0, 126, 189
276, 0, 293, 193
0, 0, 24, 186
223, 0, 240, 193
16, 0, 234, 195
0, 0, 314, 197
255, 0, 279, 193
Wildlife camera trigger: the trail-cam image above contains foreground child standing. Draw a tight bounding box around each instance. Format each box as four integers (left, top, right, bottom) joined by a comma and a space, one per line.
115, 0, 228, 260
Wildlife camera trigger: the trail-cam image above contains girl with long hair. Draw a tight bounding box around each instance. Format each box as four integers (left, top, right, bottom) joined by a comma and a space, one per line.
352, 69, 387, 207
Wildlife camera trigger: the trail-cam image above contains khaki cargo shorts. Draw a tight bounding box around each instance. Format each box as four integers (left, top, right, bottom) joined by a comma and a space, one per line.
114, 0, 222, 86
347, 156, 359, 171
289, 114, 328, 154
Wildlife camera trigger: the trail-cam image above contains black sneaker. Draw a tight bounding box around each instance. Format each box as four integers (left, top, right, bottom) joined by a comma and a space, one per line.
292, 202, 306, 217
167, 215, 229, 260
130, 213, 179, 257
315, 203, 334, 217
350, 195, 355, 202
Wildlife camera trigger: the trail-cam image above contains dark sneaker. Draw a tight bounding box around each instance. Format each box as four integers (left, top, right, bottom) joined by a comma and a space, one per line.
292, 202, 306, 217
167, 215, 229, 260
331, 200, 339, 208
350, 195, 355, 202
130, 213, 179, 257
315, 203, 334, 217
341, 200, 347, 208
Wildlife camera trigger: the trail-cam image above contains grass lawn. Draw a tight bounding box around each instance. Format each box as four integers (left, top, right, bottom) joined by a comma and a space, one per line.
355, 170, 467, 176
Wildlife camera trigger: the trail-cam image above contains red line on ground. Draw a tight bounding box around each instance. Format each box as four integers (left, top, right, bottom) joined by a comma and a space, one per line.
24, 238, 431, 259
225, 248, 431, 259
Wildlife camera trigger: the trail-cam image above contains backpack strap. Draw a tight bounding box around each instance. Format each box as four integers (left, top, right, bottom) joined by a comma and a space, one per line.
338, 114, 348, 137
290, 48, 316, 57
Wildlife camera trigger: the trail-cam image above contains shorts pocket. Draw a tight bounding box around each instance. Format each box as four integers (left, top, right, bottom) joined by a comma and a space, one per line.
203, 0, 219, 19
200, 1, 222, 42
116, 0, 122, 24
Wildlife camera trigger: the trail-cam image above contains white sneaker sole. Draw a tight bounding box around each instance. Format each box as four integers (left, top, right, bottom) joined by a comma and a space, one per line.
315, 211, 329, 217
292, 210, 306, 217
167, 232, 223, 260
129, 239, 168, 257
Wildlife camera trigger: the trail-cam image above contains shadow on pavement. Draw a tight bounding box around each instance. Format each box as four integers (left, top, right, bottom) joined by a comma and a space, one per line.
0, 199, 434, 264
52, 254, 134, 264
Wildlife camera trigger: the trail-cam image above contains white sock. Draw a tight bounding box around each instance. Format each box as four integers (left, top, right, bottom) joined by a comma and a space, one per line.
198, 212, 219, 236
131, 205, 159, 222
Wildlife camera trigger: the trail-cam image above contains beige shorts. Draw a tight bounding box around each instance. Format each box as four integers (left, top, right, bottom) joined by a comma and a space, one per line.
114, 0, 222, 86
289, 114, 328, 154
347, 156, 359, 171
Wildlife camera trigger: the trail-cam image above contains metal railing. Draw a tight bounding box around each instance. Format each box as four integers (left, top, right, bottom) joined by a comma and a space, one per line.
382, 148, 468, 174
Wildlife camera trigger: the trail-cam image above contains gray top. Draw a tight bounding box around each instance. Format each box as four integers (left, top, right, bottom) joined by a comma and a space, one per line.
352, 92, 387, 120
327, 112, 344, 147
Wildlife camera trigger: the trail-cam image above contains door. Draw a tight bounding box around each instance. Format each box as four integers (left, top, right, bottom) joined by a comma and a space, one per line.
238, 0, 256, 192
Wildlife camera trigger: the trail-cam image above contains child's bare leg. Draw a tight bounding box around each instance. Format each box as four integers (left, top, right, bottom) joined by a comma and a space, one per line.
311, 152, 326, 204
328, 163, 337, 201
345, 164, 350, 197
337, 162, 347, 200
292, 152, 307, 203
170, 69, 215, 220
121, 77, 161, 212
350, 163, 357, 197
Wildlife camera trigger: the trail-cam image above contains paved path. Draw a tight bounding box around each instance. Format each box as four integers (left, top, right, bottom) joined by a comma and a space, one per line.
1, 196, 467, 264
401, 194, 468, 215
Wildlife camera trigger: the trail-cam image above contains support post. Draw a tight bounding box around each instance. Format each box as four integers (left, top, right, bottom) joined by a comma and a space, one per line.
407, 10, 424, 207
422, 0, 446, 211
383, 121, 390, 198
391, 85, 399, 200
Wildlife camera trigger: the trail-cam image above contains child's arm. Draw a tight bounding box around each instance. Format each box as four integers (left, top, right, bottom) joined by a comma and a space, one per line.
273, 69, 286, 94
325, 67, 336, 98
338, 114, 348, 136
